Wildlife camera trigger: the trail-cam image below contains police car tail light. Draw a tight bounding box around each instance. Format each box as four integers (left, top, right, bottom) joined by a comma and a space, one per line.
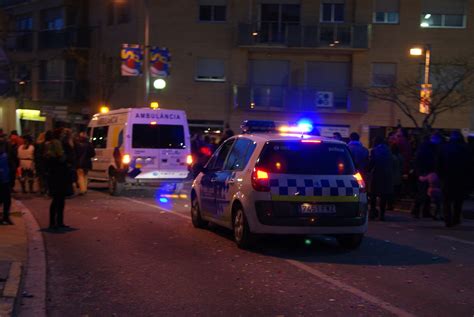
354, 172, 366, 193
122, 154, 131, 165
251, 168, 270, 192
186, 154, 193, 165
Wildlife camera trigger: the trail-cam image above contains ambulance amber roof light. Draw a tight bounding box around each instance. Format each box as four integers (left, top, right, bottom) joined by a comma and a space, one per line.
100, 106, 109, 114
241, 120, 276, 133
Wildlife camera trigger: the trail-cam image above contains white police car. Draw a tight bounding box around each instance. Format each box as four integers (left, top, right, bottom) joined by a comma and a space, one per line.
190, 120, 368, 249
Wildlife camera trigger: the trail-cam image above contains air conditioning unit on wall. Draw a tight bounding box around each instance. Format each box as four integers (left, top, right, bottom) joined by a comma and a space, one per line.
315, 91, 333, 108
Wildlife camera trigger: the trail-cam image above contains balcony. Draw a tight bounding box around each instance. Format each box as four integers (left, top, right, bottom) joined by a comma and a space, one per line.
5, 32, 33, 52
233, 85, 368, 113
237, 22, 370, 49
37, 80, 87, 102
0, 0, 31, 7
38, 27, 90, 50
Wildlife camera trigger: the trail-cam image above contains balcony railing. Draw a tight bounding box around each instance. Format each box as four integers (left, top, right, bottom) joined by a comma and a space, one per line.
233, 85, 368, 113
238, 22, 370, 49
5, 32, 33, 51
37, 80, 87, 102
0, 0, 31, 7
38, 27, 90, 49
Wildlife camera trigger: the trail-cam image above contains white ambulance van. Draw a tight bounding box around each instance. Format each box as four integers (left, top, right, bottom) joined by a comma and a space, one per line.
87, 107, 192, 195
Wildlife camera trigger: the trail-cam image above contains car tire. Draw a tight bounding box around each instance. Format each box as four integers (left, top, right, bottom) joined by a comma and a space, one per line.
336, 234, 364, 250
191, 196, 208, 228
233, 208, 254, 249
108, 173, 124, 196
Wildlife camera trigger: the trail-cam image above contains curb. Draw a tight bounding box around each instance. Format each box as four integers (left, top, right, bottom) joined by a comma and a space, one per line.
14, 201, 47, 317
0, 262, 22, 317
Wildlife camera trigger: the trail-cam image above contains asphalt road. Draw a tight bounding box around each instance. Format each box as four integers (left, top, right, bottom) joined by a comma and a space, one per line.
17, 184, 474, 317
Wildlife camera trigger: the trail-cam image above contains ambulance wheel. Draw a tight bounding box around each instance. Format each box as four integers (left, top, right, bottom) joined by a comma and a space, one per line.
108, 173, 124, 196
336, 234, 364, 250
233, 208, 254, 249
191, 196, 208, 228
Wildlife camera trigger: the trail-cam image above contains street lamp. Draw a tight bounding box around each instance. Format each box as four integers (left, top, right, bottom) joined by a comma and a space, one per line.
409, 45, 432, 114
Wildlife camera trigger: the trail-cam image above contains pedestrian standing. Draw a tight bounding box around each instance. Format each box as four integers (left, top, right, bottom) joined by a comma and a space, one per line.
437, 131, 473, 227
419, 172, 443, 220
75, 131, 95, 195
44, 129, 73, 229
411, 136, 435, 218
35, 132, 48, 195
18, 135, 35, 194
388, 144, 404, 210
368, 136, 394, 221
8, 131, 21, 192
347, 132, 369, 180
0, 134, 13, 224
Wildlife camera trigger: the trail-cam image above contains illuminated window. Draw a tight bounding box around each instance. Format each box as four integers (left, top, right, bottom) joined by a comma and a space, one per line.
420, 0, 466, 28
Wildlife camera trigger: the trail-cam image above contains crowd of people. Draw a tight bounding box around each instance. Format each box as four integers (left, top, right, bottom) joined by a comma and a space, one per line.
0, 128, 95, 229
344, 128, 473, 227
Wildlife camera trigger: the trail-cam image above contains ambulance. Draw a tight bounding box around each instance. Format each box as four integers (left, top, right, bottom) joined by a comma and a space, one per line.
88, 107, 192, 195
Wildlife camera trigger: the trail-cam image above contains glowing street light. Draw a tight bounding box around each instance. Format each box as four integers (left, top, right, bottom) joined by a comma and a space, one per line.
153, 78, 167, 90
409, 47, 423, 56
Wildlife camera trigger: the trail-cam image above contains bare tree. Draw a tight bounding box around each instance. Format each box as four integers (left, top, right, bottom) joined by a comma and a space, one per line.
365, 56, 474, 130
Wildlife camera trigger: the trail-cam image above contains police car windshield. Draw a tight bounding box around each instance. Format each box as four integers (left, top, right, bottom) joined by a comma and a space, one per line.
257, 141, 355, 175
132, 124, 185, 149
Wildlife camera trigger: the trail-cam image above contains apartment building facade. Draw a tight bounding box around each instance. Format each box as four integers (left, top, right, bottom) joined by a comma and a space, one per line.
2, 0, 473, 142
0, 0, 90, 135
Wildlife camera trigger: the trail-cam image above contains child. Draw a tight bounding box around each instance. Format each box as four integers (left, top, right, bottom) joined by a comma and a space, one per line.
419, 172, 443, 220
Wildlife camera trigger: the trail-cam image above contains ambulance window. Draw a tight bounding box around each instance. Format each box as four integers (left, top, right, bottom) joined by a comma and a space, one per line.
92, 126, 108, 149
225, 138, 255, 171
207, 139, 234, 170
132, 124, 185, 149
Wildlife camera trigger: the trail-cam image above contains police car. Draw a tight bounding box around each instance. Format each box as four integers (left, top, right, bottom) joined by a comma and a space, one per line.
190, 120, 368, 249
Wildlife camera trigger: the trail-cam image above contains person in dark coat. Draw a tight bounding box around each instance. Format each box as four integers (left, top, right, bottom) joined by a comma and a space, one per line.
411, 136, 436, 218
44, 129, 74, 230
74, 131, 95, 195
437, 131, 473, 227
34, 132, 48, 195
347, 132, 369, 180
0, 134, 13, 224
368, 136, 394, 221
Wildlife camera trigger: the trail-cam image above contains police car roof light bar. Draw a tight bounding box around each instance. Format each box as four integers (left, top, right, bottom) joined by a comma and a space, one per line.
241, 120, 276, 133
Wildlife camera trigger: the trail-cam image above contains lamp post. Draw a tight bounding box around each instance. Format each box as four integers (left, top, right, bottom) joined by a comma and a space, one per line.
410, 45, 432, 114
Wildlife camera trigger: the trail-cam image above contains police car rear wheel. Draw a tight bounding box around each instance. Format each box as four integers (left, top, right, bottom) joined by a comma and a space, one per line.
233, 208, 254, 249
336, 234, 363, 250
191, 197, 208, 228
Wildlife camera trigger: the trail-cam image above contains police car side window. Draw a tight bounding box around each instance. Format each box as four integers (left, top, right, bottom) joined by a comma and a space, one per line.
225, 139, 255, 171
207, 139, 235, 170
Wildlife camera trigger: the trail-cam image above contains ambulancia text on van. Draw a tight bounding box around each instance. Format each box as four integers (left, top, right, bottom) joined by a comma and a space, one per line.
88, 107, 192, 195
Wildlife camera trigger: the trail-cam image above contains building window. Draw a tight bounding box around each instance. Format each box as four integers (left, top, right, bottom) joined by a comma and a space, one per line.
420, 0, 466, 28
372, 63, 397, 87
116, 1, 131, 24
41, 7, 64, 30
16, 15, 33, 30
321, 2, 344, 23
306, 61, 350, 108
199, 5, 227, 22
107, 1, 114, 25
420, 14, 465, 28
195, 58, 226, 82
373, 0, 399, 24
259, 4, 300, 43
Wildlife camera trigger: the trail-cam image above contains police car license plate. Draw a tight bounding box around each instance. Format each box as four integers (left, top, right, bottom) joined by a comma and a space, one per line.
300, 204, 336, 214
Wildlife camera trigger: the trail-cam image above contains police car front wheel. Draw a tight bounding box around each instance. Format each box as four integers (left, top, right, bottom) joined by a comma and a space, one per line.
336, 234, 364, 250
191, 196, 208, 228
233, 208, 254, 249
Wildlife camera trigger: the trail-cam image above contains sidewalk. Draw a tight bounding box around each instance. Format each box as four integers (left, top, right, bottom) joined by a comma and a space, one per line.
0, 204, 27, 317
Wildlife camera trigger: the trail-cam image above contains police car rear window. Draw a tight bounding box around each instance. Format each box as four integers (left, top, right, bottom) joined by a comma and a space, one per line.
256, 141, 355, 175
132, 124, 185, 149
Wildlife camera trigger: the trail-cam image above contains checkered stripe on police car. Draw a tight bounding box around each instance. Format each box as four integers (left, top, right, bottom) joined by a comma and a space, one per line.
269, 177, 359, 197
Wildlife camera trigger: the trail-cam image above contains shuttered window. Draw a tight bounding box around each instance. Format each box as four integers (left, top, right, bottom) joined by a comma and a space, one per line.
196, 58, 226, 82
373, 0, 399, 24
420, 0, 467, 28
372, 63, 397, 87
